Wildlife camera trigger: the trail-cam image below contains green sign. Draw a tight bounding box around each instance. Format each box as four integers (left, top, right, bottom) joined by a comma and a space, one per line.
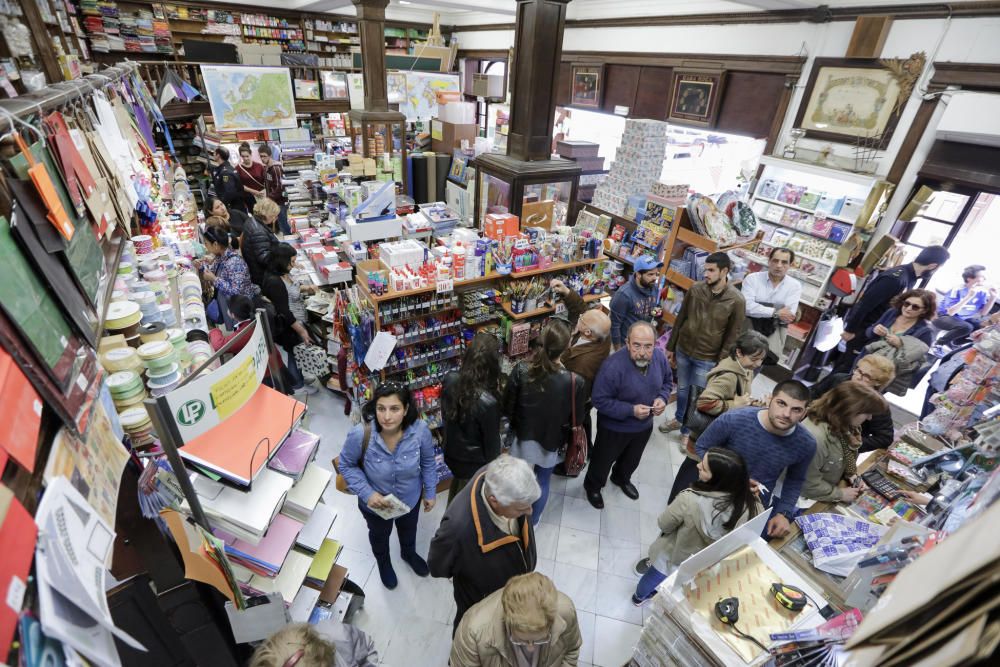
176, 399, 207, 426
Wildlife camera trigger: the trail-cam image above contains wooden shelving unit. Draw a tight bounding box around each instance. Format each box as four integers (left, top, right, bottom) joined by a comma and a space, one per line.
500, 291, 607, 320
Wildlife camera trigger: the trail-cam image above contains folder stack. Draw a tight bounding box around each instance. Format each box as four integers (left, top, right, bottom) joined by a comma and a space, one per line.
296, 503, 337, 553
267, 428, 320, 482
282, 463, 332, 522
305, 538, 343, 588
248, 550, 313, 605
216, 513, 304, 577
189, 468, 293, 544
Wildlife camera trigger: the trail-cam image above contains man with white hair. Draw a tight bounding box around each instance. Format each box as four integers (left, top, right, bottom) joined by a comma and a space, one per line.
429, 454, 542, 633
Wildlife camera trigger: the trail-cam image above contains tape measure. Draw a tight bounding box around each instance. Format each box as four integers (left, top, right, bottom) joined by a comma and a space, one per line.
771, 583, 808, 612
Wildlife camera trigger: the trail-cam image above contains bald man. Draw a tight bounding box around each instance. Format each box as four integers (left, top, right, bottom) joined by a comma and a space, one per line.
551, 280, 613, 477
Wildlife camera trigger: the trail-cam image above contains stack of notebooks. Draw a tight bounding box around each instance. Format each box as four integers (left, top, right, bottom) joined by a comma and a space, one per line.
305, 538, 343, 587
295, 503, 337, 553
282, 463, 332, 522
216, 513, 303, 577
267, 428, 320, 482
189, 468, 293, 544
248, 550, 313, 605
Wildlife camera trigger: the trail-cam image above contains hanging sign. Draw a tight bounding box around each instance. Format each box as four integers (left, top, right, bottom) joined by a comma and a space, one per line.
162, 314, 269, 442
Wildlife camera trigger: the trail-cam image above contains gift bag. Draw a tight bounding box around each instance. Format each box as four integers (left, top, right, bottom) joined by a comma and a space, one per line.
294, 343, 329, 378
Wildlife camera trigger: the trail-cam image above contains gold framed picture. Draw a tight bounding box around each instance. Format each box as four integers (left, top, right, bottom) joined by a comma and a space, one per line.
570, 65, 603, 109
668, 69, 726, 128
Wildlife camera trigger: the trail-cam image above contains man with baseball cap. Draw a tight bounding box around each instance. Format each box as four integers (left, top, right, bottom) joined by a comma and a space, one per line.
609, 255, 663, 350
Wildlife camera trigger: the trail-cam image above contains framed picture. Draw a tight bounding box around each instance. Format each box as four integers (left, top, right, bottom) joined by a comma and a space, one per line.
793, 56, 923, 144
668, 69, 726, 127
570, 65, 603, 109
321, 71, 349, 100
294, 78, 320, 101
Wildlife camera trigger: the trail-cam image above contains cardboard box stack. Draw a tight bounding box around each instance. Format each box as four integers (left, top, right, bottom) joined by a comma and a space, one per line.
590, 119, 668, 216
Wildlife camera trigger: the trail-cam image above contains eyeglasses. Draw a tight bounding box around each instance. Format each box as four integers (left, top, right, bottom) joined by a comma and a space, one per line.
902, 301, 924, 311
853, 368, 877, 384
509, 633, 551, 647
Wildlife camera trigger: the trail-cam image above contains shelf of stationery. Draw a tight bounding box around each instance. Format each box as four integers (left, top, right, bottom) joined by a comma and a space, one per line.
500, 291, 607, 321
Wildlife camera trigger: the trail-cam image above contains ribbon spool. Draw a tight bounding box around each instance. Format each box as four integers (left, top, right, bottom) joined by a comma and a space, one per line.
101, 346, 143, 374
105, 301, 142, 331
132, 235, 154, 255
138, 321, 168, 343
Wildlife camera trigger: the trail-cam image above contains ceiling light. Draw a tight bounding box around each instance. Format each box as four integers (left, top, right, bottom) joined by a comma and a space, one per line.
399, 1, 412, 4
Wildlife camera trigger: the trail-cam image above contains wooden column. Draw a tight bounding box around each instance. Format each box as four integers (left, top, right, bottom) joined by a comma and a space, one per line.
846, 16, 893, 58
507, 0, 573, 161
352, 0, 390, 112
18, 0, 63, 84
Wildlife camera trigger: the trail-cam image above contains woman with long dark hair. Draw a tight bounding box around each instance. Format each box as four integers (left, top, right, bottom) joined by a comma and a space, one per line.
201, 225, 257, 328
632, 447, 760, 605
204, 196, 250, 235
260, 243, 311, 392
442, 333, 503, 504
502, 320, 585, 524
339, 383, 438, 590
801, 382, 888, 503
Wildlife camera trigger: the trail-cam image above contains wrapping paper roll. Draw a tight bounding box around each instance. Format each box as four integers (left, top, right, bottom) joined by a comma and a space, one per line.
435, 153, 451, 201
425, 152, 437, 204
411, 154, 428, 205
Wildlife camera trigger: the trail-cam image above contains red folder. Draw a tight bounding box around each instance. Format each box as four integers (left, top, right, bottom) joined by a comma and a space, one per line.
0, 347, 42, 472
0, 485, 37, 662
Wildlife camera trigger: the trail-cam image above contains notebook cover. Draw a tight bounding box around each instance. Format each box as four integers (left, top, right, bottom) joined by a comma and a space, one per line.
284, 464, 332, 516
0, 347, 43, 472
217, 513, 303, 575
180, 386, 306, 486
267, 428, 320, 479
0, 485, 37, 663
295, 503, 337, 553
192, 468, 294, 543
307, 539, 343, 583
249, 550, 313, 605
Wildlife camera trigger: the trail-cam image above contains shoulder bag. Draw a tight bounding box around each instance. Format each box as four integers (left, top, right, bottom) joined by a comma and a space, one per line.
333, 422, 372, 494
562, 372, 588, 476
683, 371, 743, 438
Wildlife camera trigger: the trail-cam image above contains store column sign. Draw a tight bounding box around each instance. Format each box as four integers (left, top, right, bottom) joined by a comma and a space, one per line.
164, 315, 270, 442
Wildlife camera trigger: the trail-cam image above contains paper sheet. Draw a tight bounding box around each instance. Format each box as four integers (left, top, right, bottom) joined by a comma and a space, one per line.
683, 545, 800, 663
34, 477, 145, 667
363, 331, 397, 371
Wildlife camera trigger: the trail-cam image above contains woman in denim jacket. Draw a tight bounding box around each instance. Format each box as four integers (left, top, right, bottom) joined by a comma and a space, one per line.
339, 383, 438, 589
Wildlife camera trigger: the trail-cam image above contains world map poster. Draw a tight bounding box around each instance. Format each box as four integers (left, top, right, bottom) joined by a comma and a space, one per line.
201, 65, 297, 131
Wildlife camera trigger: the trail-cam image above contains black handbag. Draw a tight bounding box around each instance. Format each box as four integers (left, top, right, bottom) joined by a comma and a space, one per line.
682, 371, 743, 438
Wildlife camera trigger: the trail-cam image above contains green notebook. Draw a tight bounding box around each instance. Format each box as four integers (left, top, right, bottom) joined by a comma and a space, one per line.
306, 538, 343, 584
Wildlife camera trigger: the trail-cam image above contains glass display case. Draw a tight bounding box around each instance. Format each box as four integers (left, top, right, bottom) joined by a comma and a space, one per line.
472, 153, 580, 231
348, 109, 408, 187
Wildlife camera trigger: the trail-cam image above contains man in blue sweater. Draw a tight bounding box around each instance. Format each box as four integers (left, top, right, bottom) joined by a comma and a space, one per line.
585, 321, 673, 509
609, 256, 662, 350
681, 380, 816, 538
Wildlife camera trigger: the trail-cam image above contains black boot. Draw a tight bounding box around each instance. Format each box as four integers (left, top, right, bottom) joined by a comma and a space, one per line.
374, 553, 397, 589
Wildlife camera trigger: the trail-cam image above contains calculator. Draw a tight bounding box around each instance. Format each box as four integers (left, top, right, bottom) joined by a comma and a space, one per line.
862, 470, 903, 500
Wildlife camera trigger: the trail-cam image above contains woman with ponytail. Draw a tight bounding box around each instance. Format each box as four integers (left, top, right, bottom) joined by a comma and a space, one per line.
502, 320, 585, 524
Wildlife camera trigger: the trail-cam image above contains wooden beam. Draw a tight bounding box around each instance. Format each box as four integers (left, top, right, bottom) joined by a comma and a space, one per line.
561, 51, 805, 75
19, 0, 63, 83
846, 16, 893, 58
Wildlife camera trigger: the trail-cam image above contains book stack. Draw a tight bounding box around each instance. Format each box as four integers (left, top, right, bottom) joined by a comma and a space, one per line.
267, 427, 320, 482
296, 503, 337, 553
216, 513, 303, 577
189, 468, 293, 544
591, 119, 669, 217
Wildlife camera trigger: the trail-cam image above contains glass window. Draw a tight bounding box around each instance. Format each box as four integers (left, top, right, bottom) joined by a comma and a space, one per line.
921, 191, 969, 223
905, 218, 953, 247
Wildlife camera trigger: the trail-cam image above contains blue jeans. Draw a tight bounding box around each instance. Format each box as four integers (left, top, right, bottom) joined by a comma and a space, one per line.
674, 350, 715, 434
531, 465, 555, 526
282, 342, 304, 390
277, 204, 291, 235
635, 564, 668, 599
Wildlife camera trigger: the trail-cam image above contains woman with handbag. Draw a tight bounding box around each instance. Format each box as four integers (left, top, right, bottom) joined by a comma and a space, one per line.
337, 383, 438, 590
260, 243, 314, 393
441, 333, 503, 505
502, 320, 584, 525
801, 382, 888, 504
860, 289, 936, 395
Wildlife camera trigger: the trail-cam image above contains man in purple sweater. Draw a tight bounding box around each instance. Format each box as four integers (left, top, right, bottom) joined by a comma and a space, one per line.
688, 380, 816, 538
585, 322, 673, 509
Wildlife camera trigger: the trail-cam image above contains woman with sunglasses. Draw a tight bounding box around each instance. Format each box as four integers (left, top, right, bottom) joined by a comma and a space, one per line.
338, 382, 438, 590
451, 573, 581, 666
859, 289, 936, 395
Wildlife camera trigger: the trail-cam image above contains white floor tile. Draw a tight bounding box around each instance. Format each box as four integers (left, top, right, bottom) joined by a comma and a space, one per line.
336, 547, 376, 590
561, 497, 603, 534
638, 484, 671, 517
600, 506, 642, 544
576, 609, 596, 665
535, 521, 560, 560
592, 616, 643, 667
640, 510, 662, 547
555, 527, 600, 570
549, 474, 569, 495
538, 490, 566, 525
598, 537, 641, 579
379, 615, 453, 667
536, 557, 556, 579
595, 573, 644, 625
553, 562, 599, 613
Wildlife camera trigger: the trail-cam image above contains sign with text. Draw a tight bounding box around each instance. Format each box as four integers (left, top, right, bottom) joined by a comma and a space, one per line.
163, 315, 269, 442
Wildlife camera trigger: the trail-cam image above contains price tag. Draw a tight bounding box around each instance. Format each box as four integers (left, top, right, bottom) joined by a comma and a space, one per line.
437, 278, 454, 294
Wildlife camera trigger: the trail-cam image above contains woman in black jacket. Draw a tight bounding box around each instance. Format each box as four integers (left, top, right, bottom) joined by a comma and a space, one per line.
503, 320, 584, 525
260, 243, 311, 392
442, 333, 503, 505
243, 197, 281, 286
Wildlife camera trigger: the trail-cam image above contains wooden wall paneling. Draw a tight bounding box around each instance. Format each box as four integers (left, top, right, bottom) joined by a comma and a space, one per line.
715, 71, 788, 138
632, 66, 672, 120
600, 63, 640, 114
556, 61, 572, 108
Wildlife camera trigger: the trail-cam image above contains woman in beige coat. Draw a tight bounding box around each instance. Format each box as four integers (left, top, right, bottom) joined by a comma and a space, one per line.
633, 448, 761, 605
801, 382, 888, 504
451, 572, 582, 667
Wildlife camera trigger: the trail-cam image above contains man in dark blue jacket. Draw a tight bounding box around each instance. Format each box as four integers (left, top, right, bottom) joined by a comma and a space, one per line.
584, 321, 673, 509
609, 256, 662, 350
835, 245, 949, 372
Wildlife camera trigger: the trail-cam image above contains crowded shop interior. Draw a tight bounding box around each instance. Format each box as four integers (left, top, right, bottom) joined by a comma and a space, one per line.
2, 0, 1000, 666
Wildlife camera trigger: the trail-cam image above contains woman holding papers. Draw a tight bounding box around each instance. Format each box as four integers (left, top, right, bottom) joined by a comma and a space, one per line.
339, 383, 438, 590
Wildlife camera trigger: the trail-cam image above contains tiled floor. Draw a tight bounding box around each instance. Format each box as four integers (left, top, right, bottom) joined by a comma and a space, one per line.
301, 372, 777, 666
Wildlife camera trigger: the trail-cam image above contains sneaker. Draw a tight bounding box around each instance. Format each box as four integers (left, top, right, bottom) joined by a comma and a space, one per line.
658, 419, 681, 434
634, 557, 651, 577
632, 590, 657, 607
